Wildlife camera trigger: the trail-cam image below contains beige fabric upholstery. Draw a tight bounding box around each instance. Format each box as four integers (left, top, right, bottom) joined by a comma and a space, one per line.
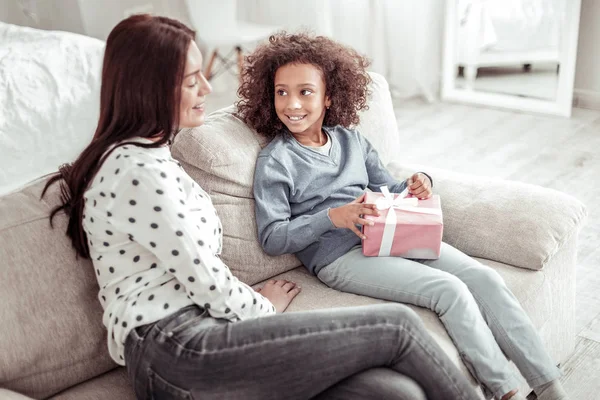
49, 367, 135, 400
0, 389, 34, 400
172, 72, 400, 285
0, 178, 115, 399
387, 162, 587, 271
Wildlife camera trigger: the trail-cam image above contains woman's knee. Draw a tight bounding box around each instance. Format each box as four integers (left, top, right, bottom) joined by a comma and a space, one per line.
369, 303, 422, 328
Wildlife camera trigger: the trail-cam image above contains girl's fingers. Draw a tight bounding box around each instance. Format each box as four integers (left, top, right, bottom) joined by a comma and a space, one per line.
352, 193, 366, 203
361, 207, 379, 216
357, 217, 374, 227
350, 225, 366, 240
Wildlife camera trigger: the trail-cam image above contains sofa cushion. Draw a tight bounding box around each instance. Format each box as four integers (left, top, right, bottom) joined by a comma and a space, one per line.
172, 72, 400, 285
0, 177, 115, 399
386, 162, 588, 270
0, 22, 103, 196
48, 367, 135, 400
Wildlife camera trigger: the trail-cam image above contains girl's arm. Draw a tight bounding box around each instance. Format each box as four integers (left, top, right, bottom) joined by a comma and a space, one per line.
359, 134, 408, 193
253, 155, 335, 256
359, 133, 433, 193
108, 165, 276, 321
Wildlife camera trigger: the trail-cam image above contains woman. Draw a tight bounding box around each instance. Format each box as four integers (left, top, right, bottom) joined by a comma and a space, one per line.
43, 14, 479, 400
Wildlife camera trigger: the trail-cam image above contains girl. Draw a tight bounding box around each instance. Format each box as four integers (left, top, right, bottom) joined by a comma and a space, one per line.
43, 16, 478, 400
240, 32, 569, 400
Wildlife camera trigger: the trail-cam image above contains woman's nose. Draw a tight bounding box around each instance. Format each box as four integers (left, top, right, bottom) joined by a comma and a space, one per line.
199, 73, 212, 96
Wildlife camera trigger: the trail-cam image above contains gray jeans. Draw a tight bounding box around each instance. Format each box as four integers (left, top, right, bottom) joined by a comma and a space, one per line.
124, 303, 479, 400
317, 243, 561, 399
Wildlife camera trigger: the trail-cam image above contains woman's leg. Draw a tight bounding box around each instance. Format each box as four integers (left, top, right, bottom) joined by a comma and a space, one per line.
420, 243, 562, 388
317, 245, 520, 399
125, 304, 478, 400
312, 368, 427, 400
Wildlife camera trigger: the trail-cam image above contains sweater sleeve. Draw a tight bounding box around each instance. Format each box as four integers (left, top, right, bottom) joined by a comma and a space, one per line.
253, 155, 335, 256
108, 165, 275, 321
359, 133, 408, 194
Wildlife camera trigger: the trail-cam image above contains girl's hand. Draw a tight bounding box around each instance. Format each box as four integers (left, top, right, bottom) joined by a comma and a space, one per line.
255, 279, 301, 313
408, 173, 432, 199
328, 193, 380, 239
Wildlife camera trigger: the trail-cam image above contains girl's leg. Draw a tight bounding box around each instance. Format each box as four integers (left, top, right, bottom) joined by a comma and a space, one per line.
420, 243, 562, 388
312, 368, 426, 400
125, 304, 478, 400
317, 245, 520, 399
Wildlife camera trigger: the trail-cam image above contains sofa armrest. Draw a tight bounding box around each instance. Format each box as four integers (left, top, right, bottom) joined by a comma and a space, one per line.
387, 162, 587, 270
0, 389, 35, 400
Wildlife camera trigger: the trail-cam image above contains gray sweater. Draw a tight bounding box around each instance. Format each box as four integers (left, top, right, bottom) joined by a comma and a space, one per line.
253, 125, 408, 275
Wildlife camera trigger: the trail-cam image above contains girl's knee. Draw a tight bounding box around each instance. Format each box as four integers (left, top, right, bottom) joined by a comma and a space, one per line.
471, 267, 506, 290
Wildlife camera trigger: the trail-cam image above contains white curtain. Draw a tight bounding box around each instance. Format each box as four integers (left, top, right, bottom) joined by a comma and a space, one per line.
237, 0, 444, 101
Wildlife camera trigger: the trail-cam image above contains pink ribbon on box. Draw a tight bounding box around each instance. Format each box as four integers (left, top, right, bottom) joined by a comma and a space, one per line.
375, 186, 442, 257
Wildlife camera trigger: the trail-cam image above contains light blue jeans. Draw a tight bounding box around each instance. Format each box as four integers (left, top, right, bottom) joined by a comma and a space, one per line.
317, 243, 561, 400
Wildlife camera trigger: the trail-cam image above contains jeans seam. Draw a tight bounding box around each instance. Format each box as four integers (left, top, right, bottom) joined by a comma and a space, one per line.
398, 322, 476, 400
468, 289, 528, 374
160, 322, 398, 356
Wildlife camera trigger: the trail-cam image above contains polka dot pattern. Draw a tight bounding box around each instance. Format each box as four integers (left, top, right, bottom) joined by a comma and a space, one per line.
83, 142, 275, 367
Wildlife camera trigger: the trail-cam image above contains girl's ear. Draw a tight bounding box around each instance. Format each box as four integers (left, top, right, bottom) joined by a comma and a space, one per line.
325, 96, 332, 109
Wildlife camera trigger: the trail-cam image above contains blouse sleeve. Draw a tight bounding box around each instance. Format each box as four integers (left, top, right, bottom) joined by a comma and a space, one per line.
107, 164, 276, 321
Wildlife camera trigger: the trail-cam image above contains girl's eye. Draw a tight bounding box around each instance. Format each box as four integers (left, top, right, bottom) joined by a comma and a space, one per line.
188, 81, 197, 88
301, 89, 313, 95
277, 89, 287, 96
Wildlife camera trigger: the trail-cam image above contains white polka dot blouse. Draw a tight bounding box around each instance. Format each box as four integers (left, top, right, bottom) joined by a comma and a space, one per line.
83, 138, 275, 365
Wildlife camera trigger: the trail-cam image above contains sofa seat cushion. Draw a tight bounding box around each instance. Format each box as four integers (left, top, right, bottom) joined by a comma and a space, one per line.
0, 178, 115, 399
48, 367, 135, 400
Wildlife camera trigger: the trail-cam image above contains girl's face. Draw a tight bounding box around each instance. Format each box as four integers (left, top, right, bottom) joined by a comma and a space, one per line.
179, 41, 212, 129
274, 63, 331, 137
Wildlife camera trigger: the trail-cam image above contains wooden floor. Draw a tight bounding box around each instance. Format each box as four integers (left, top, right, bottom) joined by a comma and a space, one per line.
392, 98, 600, 400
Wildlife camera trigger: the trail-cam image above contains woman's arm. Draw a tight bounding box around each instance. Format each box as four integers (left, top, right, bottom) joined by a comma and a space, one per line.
108, 165, 275, 321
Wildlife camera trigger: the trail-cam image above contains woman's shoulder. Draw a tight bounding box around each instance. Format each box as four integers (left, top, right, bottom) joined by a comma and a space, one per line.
92, 143, 173, 187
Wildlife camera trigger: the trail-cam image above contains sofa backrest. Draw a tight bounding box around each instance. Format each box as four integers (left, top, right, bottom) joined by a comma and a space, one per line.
0, 177, 116, 399
172, 72, 400, 284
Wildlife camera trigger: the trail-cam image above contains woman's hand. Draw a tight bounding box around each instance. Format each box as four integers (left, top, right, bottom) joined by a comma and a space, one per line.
408, 173, 432, 199
255, 279, 301, 313
328, 193, 380, 239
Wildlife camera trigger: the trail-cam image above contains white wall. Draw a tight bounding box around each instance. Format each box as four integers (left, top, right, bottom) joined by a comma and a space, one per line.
0, 0, 190, 39
1, 0, 598, 107
573, 0, 600, 108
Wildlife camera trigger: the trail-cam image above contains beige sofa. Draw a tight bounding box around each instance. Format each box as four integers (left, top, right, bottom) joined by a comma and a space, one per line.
0, 23, 587, 400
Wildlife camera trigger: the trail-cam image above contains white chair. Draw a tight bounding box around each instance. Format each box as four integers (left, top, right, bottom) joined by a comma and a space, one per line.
184, 0, 280, 81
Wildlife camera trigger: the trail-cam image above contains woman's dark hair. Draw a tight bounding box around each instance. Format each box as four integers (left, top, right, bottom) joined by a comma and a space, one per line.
42, 14, 195, 259
236, 31, 372, 139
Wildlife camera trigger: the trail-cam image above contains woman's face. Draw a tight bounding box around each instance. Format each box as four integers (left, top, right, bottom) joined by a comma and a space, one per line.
274, 63, 331, 137
179, 41, 212, 129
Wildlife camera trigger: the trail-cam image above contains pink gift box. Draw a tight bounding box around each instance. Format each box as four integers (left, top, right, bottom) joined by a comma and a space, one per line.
362, 190, 443, 259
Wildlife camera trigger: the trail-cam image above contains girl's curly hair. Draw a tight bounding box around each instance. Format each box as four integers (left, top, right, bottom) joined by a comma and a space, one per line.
236, 31, 372, 139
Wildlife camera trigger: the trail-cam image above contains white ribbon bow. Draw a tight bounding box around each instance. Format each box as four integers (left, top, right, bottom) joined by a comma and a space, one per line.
375, 186, 441, 257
